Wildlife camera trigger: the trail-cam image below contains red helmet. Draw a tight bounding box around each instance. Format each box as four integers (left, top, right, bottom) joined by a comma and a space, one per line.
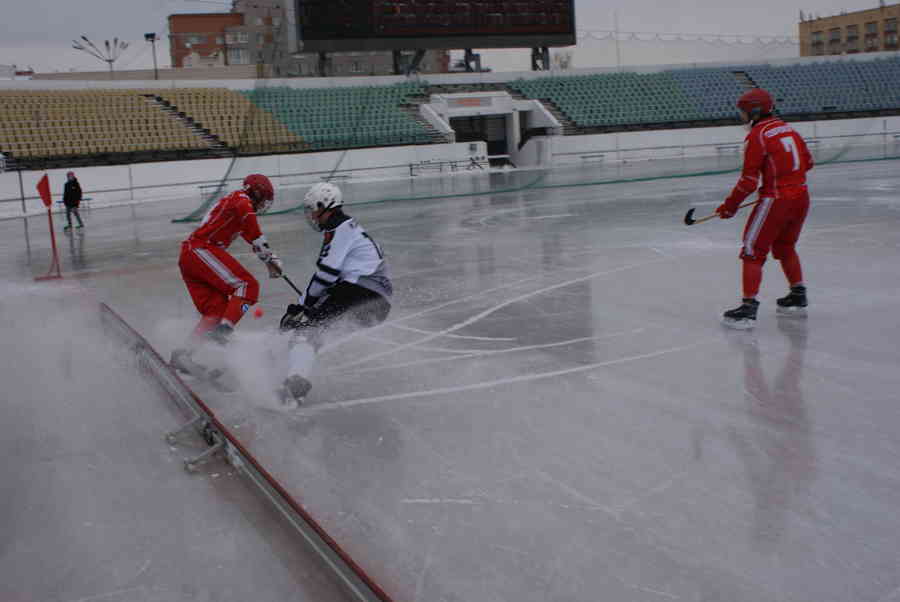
243, 174, 274, 210
736, 88, 774, 122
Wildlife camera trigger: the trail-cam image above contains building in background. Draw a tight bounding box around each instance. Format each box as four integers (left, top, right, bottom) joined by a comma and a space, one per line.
799, 3, 899, 56
169, 1, 450, 77
168, 13, 244, 69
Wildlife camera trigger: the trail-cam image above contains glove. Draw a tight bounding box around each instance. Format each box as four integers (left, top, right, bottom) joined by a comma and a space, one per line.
251, 236, 273, 262
279, 304, 307, 332
716, 202, 737, 219
265, 256, 283, 279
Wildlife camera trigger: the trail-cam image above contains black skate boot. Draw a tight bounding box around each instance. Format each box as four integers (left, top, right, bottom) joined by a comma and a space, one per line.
776, 285, 807, 317
206, 323, 234, 346
722, 298, 759, 330
170, 348, 208, 378
278, 374, 312, 408
171, 348, 233, 392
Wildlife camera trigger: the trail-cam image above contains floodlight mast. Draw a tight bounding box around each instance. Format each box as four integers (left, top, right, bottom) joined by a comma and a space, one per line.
72, 35, 130, 79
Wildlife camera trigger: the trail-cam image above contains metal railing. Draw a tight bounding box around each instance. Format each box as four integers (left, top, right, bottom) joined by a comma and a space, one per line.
98, 302, 394, 602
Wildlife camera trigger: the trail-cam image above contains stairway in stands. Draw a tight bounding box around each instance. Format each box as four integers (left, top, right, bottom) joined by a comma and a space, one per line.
142, 95, 231, 156
395, 92, 449, 144
503, 85, 577, 135
731, 71, 758, 91
730, 71, 784, 118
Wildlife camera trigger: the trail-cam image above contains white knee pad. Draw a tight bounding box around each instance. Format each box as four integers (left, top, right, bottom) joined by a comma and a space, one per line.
287, 336, 316, 380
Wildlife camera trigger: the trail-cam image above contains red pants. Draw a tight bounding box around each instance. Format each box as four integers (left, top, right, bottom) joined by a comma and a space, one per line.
740, 187, 809, 261
178, 242, 259, 323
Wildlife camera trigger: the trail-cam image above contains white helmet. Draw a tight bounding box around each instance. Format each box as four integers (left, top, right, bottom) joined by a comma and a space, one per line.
304, 182, 343, 212
303, 182, 344, 232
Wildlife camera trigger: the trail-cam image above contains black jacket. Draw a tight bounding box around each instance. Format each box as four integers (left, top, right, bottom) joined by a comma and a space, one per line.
63, 179, 82, 207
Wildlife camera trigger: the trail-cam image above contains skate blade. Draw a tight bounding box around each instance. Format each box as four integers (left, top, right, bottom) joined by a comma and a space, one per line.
204, 369, 236, 393
171, 361, 205, 378
275, 388, 303, 410
722, 317, 756, 330
776, 306, 807, 318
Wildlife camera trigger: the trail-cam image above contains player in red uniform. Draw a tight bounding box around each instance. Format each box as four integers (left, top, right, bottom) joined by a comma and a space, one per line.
171, 174, 283, 375
717, 88, 814, 329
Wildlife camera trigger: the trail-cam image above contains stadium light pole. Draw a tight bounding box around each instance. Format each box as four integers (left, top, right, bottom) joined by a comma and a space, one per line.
145, 33, 159, 80
71, 35, 130, 80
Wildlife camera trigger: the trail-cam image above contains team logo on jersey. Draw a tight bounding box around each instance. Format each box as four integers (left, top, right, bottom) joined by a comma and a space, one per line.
241, 303, 250, 314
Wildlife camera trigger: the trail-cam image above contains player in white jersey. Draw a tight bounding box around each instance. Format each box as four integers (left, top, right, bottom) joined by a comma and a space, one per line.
278, 182, 392, 405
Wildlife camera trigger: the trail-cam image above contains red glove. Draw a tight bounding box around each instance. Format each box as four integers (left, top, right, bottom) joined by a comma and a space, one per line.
716, 202, 737, 219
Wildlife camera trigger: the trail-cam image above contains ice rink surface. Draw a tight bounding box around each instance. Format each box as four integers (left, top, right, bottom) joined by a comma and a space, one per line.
3, 158, 900, 601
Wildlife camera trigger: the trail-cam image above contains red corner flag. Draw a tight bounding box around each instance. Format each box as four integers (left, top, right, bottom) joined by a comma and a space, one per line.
34, 173, 62, 281
37, 174, 52, 208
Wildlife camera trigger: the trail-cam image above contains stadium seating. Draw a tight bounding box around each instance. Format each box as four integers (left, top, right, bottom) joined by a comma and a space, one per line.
0, 89, 211, 161
152, 88, 306, 154
509, 72, 708, 128
0, 56, 898, 169
241, 83, 432, 150
509, 55, 900, 128
742, 57, 900, 115
668, 68, 747, 120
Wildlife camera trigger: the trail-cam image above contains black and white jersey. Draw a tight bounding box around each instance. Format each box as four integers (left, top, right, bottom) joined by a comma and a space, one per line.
303, 213, 392, 307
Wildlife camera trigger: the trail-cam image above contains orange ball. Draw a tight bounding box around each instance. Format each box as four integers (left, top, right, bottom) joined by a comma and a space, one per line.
253, 307, 264, 319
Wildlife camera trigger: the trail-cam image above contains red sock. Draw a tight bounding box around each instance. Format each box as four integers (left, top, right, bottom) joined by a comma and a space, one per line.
779, 250, 803, 287
187, 315, 220, 348
742, 260, 763, 298
221, 296, 253, 327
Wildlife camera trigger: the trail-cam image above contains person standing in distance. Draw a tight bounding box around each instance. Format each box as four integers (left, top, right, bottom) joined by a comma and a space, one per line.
171, 174, 283, 376
278, 182, 392, 406
717, 88, 814, 329
62, 171, 84, 231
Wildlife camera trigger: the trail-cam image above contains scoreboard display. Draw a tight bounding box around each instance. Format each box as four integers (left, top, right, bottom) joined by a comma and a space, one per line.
296, 1, 576, 52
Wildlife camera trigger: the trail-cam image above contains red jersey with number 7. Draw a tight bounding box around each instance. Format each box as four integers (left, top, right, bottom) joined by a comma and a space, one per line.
723, 117, 814, 212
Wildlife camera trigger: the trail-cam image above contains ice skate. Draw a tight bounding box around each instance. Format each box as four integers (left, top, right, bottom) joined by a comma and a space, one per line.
722, 298, 759, 330
170, 348, 234, 392
170, 348, 209, 378
278, 374, 312, 409
776, 285, 807, 317
206, 323, 234, 346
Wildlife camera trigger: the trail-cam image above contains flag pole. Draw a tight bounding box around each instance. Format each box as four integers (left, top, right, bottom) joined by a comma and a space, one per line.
34, 173, 62, 281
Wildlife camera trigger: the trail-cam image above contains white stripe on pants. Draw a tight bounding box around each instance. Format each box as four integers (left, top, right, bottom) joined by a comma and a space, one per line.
193, 247, 247, 297
743, 197, 773, 257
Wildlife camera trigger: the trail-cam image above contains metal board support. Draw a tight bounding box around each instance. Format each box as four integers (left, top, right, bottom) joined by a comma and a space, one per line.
98, 302, 394, 602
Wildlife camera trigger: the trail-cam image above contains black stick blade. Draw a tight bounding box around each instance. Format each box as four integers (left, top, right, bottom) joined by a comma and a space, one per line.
684, 208, 696, 226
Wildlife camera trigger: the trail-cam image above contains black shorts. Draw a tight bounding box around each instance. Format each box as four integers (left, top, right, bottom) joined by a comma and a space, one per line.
307, 282, 391, 330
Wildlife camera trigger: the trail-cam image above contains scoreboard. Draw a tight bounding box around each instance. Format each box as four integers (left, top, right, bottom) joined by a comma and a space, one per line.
296, 1, 576, 52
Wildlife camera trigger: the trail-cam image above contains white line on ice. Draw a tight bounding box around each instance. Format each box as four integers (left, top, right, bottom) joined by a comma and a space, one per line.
535, 469, 615, 513
343, 328, 645, 376
66, 586, 149, 602
387, 323, 516, 341
337, 257, 673, 369
627, 584, 680, 600
359, 332, 492, 355
401, 494, 629, 515
402, 498, 478, 505
318, 272, 550, 353
303, 339, 712, 413
520, 213, 577, 220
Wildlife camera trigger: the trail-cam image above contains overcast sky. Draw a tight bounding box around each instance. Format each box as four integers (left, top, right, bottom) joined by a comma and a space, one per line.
0, 0, 883, 73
